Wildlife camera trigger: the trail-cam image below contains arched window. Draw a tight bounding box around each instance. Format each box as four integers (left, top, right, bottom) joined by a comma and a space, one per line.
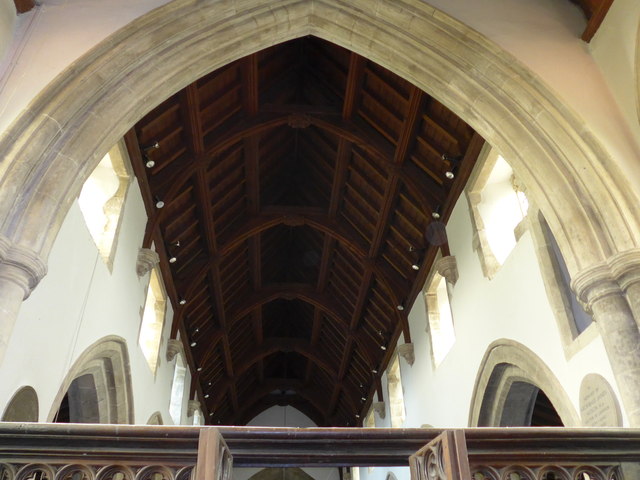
467, 147, 529, 278
423, 256, 458, 367
78, 141, 131, 269
169, 354, 187, 424
386, 355, 405, 428
139, 267, 168, 374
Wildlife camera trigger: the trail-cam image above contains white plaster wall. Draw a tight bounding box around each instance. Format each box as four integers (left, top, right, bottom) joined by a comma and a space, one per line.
234, 406, 340, 480
425, 0, 640, 198
0, 0, 638, 199
0, 0, 15, 65
0, 0, 170, 133
357, 193, 623, 480
589, 0, 640, 135
0, 179, 189, 425
246, 405, 318, 428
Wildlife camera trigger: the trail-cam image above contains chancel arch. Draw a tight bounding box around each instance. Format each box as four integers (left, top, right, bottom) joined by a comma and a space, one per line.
1, 0, 640, 423
1, 386, 38, 422
47, 336, 134, 424
469, 339, 579, 427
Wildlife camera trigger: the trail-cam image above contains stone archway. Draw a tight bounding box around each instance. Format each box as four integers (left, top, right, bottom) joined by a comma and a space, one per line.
636, 20, 640, 125
0, 0, 637, 275
1, 0, 640, 418
2, 386, 38, 422
47, 336, 134, 424
147, 411, 164, 425
468, 339, 580, 427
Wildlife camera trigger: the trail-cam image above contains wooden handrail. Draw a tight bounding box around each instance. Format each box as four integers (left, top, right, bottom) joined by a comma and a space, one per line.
1, 423, 640, 467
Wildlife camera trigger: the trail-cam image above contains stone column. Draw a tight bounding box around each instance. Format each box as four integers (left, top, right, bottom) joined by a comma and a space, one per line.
610, 249, 640, 328
0, 236, 47, 365
574, 264, 640, 426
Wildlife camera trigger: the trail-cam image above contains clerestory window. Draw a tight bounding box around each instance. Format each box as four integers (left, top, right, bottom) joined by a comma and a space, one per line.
78, 141, 131, 270
387, 355, 406, 428
139, 267, 167, 374
424, 256, 458, 368
467, 147, 529, 278
169, 353, 187, 424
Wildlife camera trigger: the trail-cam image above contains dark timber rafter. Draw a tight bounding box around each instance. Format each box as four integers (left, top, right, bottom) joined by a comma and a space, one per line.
142, 110, 444, 245
242, 53, 265, 391
305, 52, 365, 390
127, 37, 484, 426
178, 210, 410, 308
182, 83, 239, 415
328, 85, 425, 419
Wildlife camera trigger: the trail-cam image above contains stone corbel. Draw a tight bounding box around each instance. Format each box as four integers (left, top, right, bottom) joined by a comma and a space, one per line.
435, 255, 458, 286
137, 247, 159, 278
166, 338, 183, 362
398, 343, 415, 366
187, 399, 201, 417
373, 401, 386, 419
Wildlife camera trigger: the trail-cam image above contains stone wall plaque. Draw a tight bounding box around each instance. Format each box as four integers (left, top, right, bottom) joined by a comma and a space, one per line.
579, 373, 622, 426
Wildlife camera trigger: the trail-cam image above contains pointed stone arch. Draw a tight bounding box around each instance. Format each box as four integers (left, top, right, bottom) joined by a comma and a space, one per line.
2, 386, 38, 422
147, 411, 164, 425
468, 339, 579, 427
47, 336, 134, 424
1, 0, 639, 359
636, 20, 640, 124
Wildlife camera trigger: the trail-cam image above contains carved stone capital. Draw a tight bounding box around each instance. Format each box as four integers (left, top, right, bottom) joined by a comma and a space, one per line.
609, 249, 640, 292
435, 255, 458, 286
0, 236, 47, 299
572, 263, 621, 311
137, 248, 159, 277
573, 249, 640, 309
398, 343, 415, 366
166, 338, 183, 362
187, 399, 201, 417
373, 401, 386, 419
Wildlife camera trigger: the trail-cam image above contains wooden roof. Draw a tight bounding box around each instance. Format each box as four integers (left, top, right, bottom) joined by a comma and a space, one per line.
126, 36, 484, 426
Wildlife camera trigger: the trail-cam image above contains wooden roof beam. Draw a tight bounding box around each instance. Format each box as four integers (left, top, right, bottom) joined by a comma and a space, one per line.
304, 308, 325, 384
228, 284, 350, 328
217, 210, 408, 299
206, 337, 342, 407
581, 0, 614, 42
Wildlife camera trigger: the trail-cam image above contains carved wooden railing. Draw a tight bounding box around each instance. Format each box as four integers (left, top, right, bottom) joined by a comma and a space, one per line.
1, 424, 639, 480
409, 430, 636, 480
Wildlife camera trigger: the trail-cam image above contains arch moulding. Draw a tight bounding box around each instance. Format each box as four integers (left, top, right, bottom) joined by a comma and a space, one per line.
468, 339, 580, 427
0, 0, 639, 346
636, 21, 640, 125
47, 336, 134, 424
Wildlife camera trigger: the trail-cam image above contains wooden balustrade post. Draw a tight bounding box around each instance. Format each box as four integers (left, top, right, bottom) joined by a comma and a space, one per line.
409, 430, 471, 480
196, 428, 233, 480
